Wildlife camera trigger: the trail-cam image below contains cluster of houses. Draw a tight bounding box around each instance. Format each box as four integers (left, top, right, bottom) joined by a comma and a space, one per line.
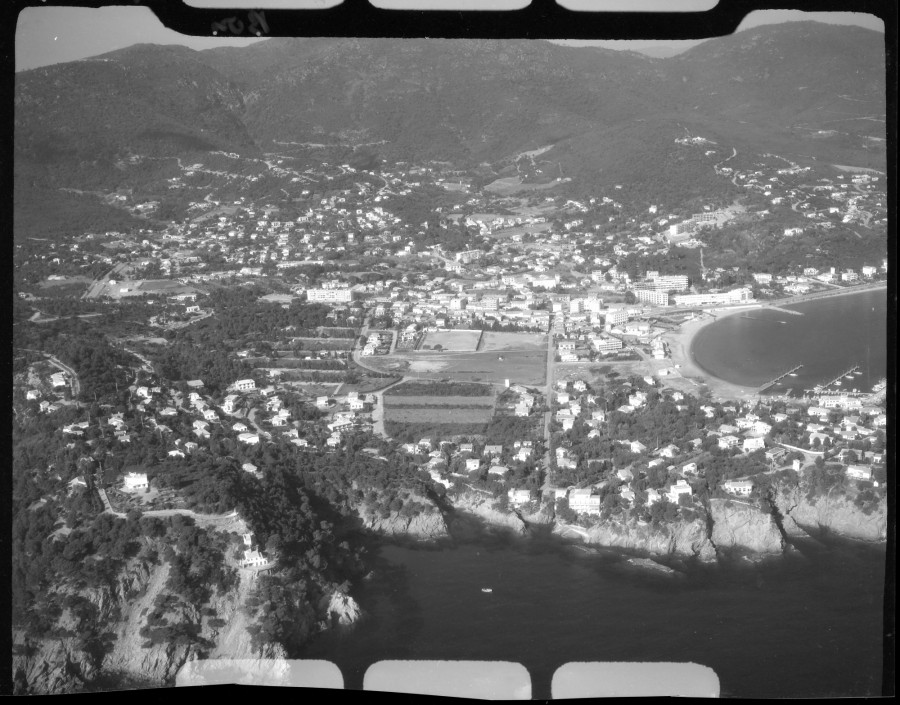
536, 376, 887, 518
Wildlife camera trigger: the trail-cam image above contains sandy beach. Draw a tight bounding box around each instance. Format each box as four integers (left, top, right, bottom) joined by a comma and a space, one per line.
662, 309, 762, 402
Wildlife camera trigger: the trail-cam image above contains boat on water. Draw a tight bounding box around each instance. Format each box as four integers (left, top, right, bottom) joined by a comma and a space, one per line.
481, 588, 492, 593
789, 373, 798, 377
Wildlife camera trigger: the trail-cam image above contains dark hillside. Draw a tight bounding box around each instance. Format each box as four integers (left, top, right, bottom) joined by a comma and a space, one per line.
15, 44, 259, 176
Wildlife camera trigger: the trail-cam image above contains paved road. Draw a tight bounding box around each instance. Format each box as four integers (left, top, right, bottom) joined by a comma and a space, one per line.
99, 489, 243, 528
368, 376, 408, 439
82, 262, 128, 300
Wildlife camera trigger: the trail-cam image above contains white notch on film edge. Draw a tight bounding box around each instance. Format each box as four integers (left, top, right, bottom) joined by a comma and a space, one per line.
175, 659, 721, 698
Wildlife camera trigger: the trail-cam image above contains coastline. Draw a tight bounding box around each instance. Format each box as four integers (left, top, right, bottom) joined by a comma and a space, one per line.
661, 283, 887, 402
663, 308, 761, 402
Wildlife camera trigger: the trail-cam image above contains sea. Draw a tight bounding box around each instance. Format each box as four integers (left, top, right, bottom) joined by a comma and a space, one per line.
300, 529, 886, 698
690, 288, 888, 396
295, 290, 889, 698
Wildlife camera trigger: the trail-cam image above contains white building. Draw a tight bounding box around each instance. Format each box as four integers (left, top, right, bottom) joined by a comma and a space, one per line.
241, 549, 269, 568
846, 465, 873, 481
123, 472, 149, 491
673, 288, 753, 307
508, 489, 533, 506
306, 287, 354, 303
666, 479, 692, 504
234, 379, 256, 392
633, 288, 669, 306
742, 437, 766, 452
722, 480, 754, 496
568, 488, 601, 516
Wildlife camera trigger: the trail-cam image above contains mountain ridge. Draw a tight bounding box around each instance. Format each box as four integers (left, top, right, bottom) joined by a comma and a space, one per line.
13, 23, 886, 189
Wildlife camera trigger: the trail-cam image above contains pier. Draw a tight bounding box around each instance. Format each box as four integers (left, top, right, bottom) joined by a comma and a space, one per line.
819, 365, 860, 389
758, 364, 803, 393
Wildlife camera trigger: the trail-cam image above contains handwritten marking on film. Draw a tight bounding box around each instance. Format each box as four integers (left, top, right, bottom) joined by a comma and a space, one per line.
212, 10, 269, 37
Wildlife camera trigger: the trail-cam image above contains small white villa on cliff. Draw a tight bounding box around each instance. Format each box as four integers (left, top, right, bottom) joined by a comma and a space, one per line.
240, 549, 269, 568
845, 465, 873, 481
508, 489, 532, 506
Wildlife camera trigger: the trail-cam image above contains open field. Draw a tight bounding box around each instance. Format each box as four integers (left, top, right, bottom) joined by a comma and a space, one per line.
483, 222, 553, 239
422, 329, 482, 352
39, 276, 93, 288
100, 279, 197, 299
365, 349, 547, 386
478, 332, 547, 352
484, 176, 561, 195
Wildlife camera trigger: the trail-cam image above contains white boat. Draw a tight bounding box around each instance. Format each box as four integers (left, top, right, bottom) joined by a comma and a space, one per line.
481, 588, 492, 593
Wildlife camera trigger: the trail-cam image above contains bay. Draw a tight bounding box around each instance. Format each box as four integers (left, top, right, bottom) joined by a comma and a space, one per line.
296, 288, 888, 698
299, 529, 886, 698
690, 289, 887, 395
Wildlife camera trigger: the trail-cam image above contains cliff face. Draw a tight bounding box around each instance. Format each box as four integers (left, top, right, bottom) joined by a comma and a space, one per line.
775, 482, 887, 542
554, 516, 717, 562
15, 560, 188, 693
14, 557, 296, 695
709, 498, 784, 555
357, 505, 449, 540
449, 493, 529, 535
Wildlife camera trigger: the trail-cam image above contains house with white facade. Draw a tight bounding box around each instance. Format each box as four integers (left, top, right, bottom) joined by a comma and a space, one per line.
123, 472, 149, 491
508, 489, 533, 506
666, 479, 692, 504
568, 488, 601, 516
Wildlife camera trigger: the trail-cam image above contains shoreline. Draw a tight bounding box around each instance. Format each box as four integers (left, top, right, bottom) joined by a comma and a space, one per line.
661, 283, 886, 402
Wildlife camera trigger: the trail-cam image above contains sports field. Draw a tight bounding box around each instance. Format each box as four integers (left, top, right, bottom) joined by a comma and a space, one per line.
422, 329, 482, 352
363, 347, 547, 387
478, 332, 547, 352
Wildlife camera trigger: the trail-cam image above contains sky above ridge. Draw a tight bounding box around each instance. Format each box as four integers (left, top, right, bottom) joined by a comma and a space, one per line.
15, 3, 886, 72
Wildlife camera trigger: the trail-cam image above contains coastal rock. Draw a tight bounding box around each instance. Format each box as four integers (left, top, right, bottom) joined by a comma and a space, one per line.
520, 505, 556, 525
357, 506, 449, 539
320, 590, 363, 627
554, 516, 716, 562
709, 498, 784, 555
450, 493, 528, 535
775, 482, 887, 542
12, 634, 96, 694
627, 557, 678, 575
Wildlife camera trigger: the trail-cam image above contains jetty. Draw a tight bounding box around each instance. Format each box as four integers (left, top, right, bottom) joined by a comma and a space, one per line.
821, 365, 860, 389
766, 305, 804, 316
758, 364, 803, 393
